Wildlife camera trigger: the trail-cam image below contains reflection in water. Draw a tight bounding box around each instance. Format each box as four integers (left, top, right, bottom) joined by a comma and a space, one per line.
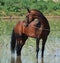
16, 56, 22, 63
11, 56, 15, 63
36, 58, 38, 63
11, 55, 44, 63
41, 58, 44, 63
36, 58, 44, 63
11, 55, 22, 63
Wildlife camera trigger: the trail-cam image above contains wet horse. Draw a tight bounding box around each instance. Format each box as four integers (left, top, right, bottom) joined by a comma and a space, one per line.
10, 9, 50, 59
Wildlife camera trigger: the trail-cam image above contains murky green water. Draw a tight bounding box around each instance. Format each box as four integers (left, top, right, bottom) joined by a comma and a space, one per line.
0, 35, 60, 63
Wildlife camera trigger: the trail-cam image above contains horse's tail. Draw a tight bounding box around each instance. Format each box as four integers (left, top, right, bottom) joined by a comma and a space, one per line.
10, 30, 16, 53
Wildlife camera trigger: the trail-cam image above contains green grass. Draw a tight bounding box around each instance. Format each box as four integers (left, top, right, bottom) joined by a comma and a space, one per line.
0, 0, 60, 16
0, 20, 17, 35
49, 19, 60, 38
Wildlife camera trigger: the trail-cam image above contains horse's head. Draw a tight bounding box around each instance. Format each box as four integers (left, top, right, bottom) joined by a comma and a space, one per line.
25, 8, 41, 26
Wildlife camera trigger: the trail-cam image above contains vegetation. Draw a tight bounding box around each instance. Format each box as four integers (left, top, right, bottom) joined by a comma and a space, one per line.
0, 20, 16, 35
0, 0, 60, 16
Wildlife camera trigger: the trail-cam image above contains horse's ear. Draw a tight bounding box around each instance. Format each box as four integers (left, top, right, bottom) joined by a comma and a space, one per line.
27, 8, 30, 13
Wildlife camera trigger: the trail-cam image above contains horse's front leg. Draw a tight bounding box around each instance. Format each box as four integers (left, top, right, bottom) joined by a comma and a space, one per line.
36, 38, 40, 59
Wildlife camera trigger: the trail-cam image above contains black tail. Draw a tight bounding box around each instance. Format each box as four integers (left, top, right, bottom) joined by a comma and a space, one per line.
10, 30, 16, 54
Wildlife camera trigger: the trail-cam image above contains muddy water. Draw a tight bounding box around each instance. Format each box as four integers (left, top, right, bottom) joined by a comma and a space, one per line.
0, 34, 60, 63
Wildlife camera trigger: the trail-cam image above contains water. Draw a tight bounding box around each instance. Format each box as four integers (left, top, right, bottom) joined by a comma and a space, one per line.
0, 35, 60, 63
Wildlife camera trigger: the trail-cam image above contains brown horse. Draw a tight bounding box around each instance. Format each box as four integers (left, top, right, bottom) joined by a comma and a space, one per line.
10, 9, 50, 59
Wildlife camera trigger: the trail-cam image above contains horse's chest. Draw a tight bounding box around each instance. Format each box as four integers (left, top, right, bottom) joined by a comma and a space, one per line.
23, 25, 41, 37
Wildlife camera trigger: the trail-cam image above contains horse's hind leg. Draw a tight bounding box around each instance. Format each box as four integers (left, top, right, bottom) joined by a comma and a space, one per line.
41, 37, 47, 58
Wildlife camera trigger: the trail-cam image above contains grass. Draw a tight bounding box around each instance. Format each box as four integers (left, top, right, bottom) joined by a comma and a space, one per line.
0, 19, 17, 35
0, 0, 60, 16
49, 19, 60, 38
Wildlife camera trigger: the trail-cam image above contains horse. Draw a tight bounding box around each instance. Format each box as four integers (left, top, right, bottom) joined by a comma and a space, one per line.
10, 9, 50, 59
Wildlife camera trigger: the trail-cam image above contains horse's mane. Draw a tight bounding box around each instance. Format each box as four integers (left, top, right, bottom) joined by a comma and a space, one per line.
31, 9, 47, 20
31, 9, 50, 29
